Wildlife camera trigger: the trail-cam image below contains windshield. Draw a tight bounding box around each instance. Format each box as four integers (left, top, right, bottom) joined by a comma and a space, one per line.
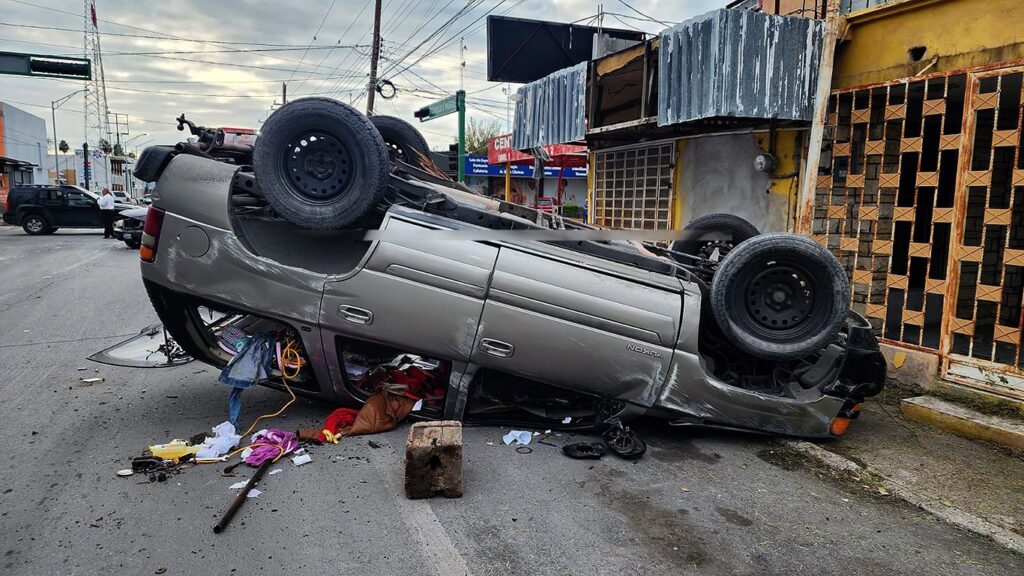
65, 185, 99, 201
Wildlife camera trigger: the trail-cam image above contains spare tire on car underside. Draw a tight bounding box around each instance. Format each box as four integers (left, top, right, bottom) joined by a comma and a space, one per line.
671, 213, 760, 260
370, 115, 432, 170
710, 233, 850, 361
253, 97, 390, 229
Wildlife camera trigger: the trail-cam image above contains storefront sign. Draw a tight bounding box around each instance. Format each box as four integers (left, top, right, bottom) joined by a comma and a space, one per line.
465, 156, 586, 178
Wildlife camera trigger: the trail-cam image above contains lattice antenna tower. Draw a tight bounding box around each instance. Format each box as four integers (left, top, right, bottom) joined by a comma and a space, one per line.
83, 0, 110, 151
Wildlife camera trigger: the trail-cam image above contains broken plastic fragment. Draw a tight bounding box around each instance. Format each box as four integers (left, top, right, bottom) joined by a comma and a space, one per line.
412, 399, 423, 412
247, 489, 261, 498
291, 453, 312, 466
81, 377, 104, 384
268, 468, 282, 475
116, 469, 133, 477
502, 430, 532, 446
229, 481, 249, 490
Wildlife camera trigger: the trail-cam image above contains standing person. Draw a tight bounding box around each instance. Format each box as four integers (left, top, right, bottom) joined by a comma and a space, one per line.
98, 188, 116, 239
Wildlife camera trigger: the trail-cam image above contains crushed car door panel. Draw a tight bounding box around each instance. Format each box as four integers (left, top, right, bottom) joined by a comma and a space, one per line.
471, 248, 682, 406
320, 217, 498, 364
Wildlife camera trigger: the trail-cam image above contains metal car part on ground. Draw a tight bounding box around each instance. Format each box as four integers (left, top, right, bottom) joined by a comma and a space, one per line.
130, 97, 885, 439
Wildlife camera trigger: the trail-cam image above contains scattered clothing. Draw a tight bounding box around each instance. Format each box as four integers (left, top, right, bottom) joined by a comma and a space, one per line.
297, 383, 417, 444
297, 407, 358, 443
195, 421, 241, 460
218, 333, 276, 426
244, 429, 297, 466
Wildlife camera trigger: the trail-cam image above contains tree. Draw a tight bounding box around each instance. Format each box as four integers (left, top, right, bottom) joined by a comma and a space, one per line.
99, 138, 113, 155
461, 117, 503, 156
58, 140, 70, 182
113, 143, 124, 157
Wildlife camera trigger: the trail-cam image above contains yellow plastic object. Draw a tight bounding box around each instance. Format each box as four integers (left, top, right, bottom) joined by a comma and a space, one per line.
148, 439, 199, 462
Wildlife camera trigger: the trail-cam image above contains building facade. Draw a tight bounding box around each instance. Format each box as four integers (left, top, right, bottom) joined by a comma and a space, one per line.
0, 102, 48, 205
805, 0, 1024, 399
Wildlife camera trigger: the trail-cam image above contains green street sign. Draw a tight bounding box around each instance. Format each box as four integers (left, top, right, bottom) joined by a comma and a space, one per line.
414, 94, 460, 122
0, 51, 91, 80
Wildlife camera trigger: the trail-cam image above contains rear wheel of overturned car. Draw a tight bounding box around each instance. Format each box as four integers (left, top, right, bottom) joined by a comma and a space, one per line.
710, 233, 849, 361
370, 115, 432, 169
671, 213, 760, 261
253, 97, 390, 229
22, 214, 48, 235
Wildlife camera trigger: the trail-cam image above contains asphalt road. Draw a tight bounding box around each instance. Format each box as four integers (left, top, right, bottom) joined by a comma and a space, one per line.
1, 225, 1021, 575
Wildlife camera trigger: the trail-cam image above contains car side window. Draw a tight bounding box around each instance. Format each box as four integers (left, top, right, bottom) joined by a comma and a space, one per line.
47, 189, 64, 202
66, 191, 94, 207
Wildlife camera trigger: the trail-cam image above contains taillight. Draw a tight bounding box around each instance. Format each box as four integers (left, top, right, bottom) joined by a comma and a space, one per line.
140, 206, 165, 262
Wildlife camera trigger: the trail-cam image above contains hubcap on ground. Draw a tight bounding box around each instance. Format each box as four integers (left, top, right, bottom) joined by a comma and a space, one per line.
745, 266, 814, 329
285, 132, 353, 200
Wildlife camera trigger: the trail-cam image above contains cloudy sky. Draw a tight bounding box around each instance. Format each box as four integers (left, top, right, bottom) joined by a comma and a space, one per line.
0, 0, 727, 153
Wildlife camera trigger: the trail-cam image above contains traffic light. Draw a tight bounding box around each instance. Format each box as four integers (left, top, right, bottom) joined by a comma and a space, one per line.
448, 143, 458, 175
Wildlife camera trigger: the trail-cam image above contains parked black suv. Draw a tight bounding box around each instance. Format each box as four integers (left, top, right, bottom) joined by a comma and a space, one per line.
2, 184, 132, 235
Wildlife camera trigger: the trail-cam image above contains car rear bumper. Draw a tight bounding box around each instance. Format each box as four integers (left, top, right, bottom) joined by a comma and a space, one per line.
114, 229, 141, 242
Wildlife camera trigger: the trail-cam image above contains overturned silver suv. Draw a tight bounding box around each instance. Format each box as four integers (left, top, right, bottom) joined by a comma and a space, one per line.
133, 98, 884, 438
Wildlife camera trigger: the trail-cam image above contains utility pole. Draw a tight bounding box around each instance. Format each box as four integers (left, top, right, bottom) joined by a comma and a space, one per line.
366, 0, 382, 115
457, 90, 466, 183
282, 82, 287, 104
460, 37, 466, 91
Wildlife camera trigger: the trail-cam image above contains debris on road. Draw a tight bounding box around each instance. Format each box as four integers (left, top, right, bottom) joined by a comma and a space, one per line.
214, 459, 272, 534
405, 421, 463, 499
116, 469, 133, 477
502, 430, 532, 446
80, 377, 103, 384
194, 421, 240, 460
562, 442, 607, 459
290, 453, 312, 466
147, 439, 197, 463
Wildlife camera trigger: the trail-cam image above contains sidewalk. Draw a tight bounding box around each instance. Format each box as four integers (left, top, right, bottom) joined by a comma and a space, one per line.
789, 387, 1024, 551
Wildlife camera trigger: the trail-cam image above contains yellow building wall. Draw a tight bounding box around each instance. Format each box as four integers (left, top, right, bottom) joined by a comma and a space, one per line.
834, 0, 1024, 89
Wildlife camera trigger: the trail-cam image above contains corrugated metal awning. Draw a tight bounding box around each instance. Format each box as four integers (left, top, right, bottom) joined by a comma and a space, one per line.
511, 61, 587, 150
658, 9, 824, 127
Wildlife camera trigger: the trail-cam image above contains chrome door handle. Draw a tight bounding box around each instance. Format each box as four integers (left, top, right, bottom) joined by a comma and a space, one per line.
338, 305, 373, 325
480, 338, 514, 358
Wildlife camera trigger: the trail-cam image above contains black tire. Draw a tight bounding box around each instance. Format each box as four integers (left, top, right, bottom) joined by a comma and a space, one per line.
45, 227, 59, 234
672, 213, 760, 259
21, 214, 49, 235
125, 239, 141, 249
253, 97, 389, 229
710, 233, 849, 361
370, 115, 431, 169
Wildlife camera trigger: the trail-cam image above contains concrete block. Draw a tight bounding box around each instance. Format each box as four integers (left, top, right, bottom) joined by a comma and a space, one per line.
879, 343, 939, 388
901, 395, 1024, 451
405, 420, 463, 499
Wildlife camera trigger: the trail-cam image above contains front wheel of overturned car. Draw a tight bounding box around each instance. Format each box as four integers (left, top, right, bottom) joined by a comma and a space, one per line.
710, 233, 849, 361
253, 97, 390, 229
144, 281, 221, 366
370, 115, 432, 169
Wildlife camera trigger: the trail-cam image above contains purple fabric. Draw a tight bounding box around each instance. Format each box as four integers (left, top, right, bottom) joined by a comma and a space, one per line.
244, 429, 298, 466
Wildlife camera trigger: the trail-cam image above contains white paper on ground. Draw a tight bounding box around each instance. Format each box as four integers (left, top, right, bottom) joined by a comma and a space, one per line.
229, 481, 248, 489
196, 421, 241, 460
247, 489, 261, 498
268, 468, 282, 475
502, 430, 532, 446
291, 453, 312, 466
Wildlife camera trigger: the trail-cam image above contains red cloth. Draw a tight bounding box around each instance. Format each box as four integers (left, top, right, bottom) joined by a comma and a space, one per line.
297, 407, 358, 443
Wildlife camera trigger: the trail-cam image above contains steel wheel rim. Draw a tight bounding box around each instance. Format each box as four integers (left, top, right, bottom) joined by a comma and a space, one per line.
26, 218, 43, 233
283, 130, 355, 202
728, 258, 824, 341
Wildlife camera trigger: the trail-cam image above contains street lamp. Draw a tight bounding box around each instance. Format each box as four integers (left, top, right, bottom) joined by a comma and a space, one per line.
51, 89, 86, 184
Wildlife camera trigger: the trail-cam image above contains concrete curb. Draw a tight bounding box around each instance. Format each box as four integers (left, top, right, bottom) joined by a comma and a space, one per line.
781, 439, 1024, 555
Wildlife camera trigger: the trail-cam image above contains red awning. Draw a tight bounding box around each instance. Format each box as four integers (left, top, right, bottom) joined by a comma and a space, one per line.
487, 134, 587, 168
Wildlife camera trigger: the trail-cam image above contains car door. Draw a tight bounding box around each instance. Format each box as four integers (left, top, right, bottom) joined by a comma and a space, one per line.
63, 189, 101, 226
470, 245, 683, 407
35, 187, 65, 222
319, 213, 499, 390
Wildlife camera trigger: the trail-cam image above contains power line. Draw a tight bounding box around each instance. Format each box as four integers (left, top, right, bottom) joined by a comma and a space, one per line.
287, 0, 337, 84
615, 0, 676, 27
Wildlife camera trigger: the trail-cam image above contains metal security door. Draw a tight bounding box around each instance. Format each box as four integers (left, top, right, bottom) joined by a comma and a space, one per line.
945, 67, 1024, 398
